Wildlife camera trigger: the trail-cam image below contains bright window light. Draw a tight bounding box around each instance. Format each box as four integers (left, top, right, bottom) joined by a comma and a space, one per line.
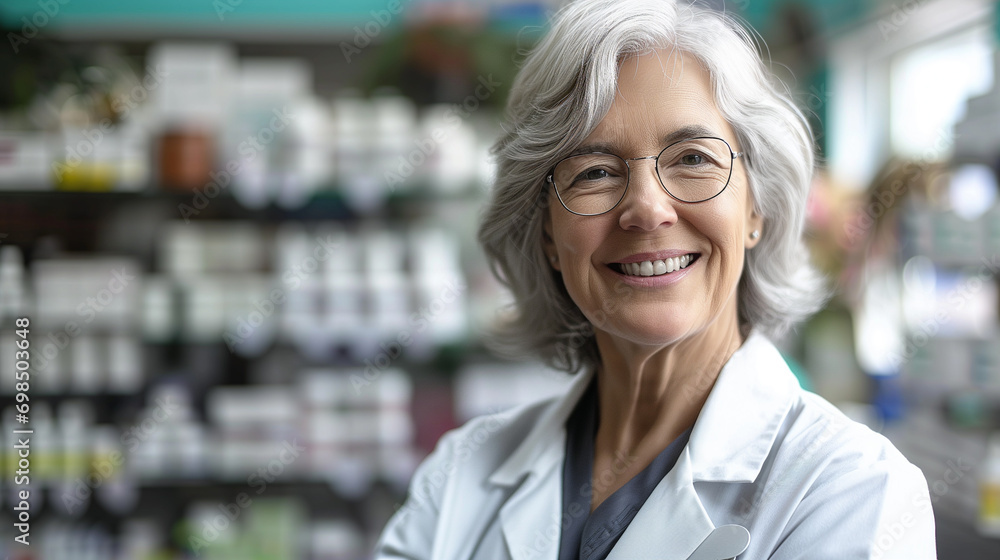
890, 26, 993, 160
949, 164, 998, 220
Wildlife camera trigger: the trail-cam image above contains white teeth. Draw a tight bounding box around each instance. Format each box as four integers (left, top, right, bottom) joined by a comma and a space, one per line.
620, 254, 694, 277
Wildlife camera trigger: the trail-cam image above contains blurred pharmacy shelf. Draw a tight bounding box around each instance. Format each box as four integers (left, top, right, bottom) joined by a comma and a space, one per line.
883, 409, 1000, 556
873, 173, 1000, 554
0, 34, 540, 559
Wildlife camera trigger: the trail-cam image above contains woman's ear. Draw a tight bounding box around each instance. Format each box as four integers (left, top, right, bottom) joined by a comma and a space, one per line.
542, 211, 561, 270
745, 209, 764, 249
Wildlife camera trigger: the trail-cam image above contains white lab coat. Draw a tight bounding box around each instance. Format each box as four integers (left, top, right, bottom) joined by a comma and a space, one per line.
374, 331, 936, 559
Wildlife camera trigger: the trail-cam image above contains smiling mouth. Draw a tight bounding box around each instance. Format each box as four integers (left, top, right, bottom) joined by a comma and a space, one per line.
611, 254, 700, 277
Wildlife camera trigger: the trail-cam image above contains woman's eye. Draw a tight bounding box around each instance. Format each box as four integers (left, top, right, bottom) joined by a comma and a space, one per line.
579, 168, 610, 181
680, 153, 705, 165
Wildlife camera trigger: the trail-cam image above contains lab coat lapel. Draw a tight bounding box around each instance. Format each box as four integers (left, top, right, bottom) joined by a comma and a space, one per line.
487, 331, 798, 560
686, 330, 800, 483
496, 462, 564, 560
605, 447, 716, 560
488, 368, 596, 560
608, 331, 799, 560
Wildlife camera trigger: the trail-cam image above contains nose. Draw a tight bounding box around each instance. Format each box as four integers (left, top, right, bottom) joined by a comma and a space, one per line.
617, 157, 679, 231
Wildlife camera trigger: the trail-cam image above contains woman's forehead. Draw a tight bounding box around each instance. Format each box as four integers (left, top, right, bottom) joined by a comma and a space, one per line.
583, 51, 730, 152
616, 49, 710, 92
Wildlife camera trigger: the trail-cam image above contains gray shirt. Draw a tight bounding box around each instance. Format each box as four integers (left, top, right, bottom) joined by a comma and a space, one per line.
558, 375, 692, 560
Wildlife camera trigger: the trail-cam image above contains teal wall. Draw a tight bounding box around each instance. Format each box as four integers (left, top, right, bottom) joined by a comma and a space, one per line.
0, 0, 545, 32
1, 0, 399, 27
1, 0, 869, 34
741, 0, 869, 35
15, 0, 994, 45
996, 0, 1000, 42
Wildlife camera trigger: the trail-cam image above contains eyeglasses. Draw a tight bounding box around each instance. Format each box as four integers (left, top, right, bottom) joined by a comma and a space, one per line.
546, 136, 744, 216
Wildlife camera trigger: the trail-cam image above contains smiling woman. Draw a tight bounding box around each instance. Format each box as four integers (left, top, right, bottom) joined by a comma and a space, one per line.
374, 0, 936, 559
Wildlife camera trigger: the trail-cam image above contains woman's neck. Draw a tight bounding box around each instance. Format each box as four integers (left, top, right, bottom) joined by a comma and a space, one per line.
591, 313, 746, 462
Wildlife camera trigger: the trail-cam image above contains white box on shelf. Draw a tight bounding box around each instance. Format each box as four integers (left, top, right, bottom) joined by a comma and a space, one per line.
32, 258, 143, 331
147, 43, 237, 129
0, 132, 53, 189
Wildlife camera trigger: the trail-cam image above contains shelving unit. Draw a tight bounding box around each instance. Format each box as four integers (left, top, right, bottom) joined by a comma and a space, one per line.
0, 20, 537, 555
876, 182, 1000, 555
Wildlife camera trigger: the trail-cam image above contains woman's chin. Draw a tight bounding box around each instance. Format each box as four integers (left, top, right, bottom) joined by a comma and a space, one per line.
593, 317, 699, 349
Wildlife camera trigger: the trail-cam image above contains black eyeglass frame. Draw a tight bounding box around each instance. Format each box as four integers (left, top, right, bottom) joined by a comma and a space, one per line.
545, 136, 745, 216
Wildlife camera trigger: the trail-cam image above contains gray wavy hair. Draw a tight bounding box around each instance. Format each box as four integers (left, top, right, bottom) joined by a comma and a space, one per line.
477, 0, 826, 374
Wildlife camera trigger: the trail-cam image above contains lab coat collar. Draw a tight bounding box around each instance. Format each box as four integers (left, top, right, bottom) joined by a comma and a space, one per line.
687, 329, 800, 483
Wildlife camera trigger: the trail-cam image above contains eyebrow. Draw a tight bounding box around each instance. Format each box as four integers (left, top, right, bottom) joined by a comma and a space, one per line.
567, 124, 721, 157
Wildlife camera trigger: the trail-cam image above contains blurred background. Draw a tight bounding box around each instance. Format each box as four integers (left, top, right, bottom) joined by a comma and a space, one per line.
0, 0, 998, 558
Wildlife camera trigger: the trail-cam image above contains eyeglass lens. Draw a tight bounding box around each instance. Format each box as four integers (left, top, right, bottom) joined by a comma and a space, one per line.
551, 137, 735, 215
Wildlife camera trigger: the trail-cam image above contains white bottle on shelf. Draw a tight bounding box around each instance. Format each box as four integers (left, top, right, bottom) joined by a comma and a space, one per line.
107, 333, 144, 393
53, 400, 94, 517
91, 424, 138, 515
116, 519, 163, 560
371, 92, 417, 196
0, 331, 15, 395
70, 334, 104, 394
141, 276, 176, 342
333, 93, 382, 211
0, 246, 28, 321
31, 402, 56, 489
